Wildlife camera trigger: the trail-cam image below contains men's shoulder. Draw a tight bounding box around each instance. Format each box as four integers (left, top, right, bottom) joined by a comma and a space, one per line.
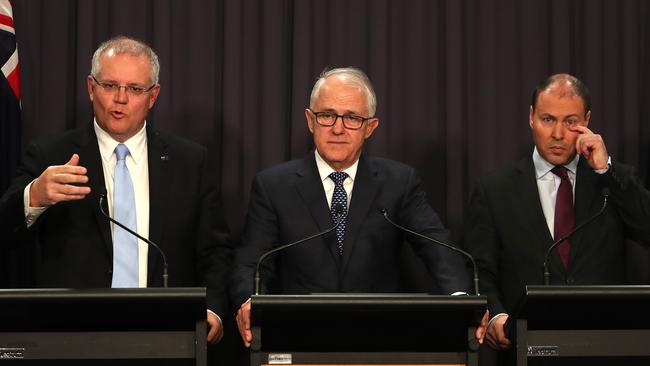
256, 157, 311, 179
28, 127, 90, 151
148, 128, 205, 154
363, 155, 415, 174
476, 156, 531, 188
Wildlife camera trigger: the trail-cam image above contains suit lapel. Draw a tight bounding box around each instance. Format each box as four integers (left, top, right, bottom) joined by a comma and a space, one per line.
294, 154, 338, 262
514, 157, 564, 272
145, 126, 171, 284
568, 157, 601, 269
340, 155, 380, 274
79, 127, 113, 259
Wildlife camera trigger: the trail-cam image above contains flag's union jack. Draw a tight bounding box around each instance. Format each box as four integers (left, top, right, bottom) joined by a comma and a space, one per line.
0, 0, 19, 101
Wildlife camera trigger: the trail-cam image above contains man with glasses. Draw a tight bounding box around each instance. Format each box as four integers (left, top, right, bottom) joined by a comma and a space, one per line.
231, 67, 482, 347
0, 36, 232, 343
463, 74, 650, 362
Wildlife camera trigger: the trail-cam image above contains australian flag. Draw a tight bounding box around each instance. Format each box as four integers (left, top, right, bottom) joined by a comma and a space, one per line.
0, 0, 20, 195
1, 0, 22, 288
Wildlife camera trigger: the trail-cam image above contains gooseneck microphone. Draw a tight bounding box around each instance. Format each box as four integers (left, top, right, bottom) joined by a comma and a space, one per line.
380, 208, 480, 295
543, 188, 610, 285
99, 194, 169, 288
254, 204, 345, 295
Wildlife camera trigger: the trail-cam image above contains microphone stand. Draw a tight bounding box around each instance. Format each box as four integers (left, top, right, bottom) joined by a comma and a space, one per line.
99, 194, 169, 288
254, 204, 345, 295
543, 189, 609, 285
380, 208, 480, 295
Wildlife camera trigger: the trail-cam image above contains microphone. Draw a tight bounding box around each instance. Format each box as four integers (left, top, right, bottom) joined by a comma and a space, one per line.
379, 208, 480, 295
254, 204, 345, 295
98, 193, 169, 288
543, 188, 610, 285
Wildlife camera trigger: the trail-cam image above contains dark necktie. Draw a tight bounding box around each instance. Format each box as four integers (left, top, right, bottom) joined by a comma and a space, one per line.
329, 171, 348, 255
551, 166, 574, 269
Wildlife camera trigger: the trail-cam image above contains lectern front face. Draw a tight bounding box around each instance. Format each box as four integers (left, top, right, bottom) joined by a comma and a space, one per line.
511, 286, 650, 366
249, 294, 486, 366
0, 288, 207, 365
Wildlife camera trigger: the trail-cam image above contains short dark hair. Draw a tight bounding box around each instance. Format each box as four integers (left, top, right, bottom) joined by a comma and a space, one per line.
530, 74, 591, 115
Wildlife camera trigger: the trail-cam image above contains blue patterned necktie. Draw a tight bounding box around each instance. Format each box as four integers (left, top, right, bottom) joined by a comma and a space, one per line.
111, 143, 138, 287
329, 171, 348, 255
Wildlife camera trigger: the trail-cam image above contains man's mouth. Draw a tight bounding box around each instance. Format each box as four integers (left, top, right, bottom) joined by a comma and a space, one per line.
111, 111, 125, 119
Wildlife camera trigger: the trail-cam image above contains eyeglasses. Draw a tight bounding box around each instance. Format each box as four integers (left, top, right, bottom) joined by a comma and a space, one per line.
308, 109, 372, 130
91, 75, 156, 96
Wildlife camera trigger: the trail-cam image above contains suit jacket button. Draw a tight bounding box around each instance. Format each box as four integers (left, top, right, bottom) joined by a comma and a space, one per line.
566, 277, 575, 285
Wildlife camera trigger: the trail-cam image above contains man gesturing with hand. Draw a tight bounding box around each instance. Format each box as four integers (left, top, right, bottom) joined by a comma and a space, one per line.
0, 36, 231, 345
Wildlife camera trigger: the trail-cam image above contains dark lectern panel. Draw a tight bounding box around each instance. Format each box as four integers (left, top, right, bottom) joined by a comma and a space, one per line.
0, 288, 205, 331
510, 286, 650, 330
251, 294, 486, 353
0, 288, 207, 364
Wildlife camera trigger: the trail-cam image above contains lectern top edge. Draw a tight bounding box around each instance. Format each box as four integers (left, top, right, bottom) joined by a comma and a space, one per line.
0, 287, 206, 301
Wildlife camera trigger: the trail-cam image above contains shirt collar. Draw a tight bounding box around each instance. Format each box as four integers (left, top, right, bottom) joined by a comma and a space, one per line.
532, 146, 579, 179
94, 119, 148, 164
314, 149, 359, 183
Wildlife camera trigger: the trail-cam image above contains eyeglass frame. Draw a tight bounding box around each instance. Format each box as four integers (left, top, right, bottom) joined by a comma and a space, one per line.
91, 75, 157, 96
307, 108, 374, 130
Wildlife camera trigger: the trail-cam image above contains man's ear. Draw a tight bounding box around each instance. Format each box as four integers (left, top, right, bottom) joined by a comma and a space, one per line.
305, 109, 316, 134
364, 118, 380, 139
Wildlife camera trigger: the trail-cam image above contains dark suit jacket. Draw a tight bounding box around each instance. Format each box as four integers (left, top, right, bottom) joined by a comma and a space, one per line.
0, 125, 232, 315
463, 155, 650, 315
230, 153, 471, 308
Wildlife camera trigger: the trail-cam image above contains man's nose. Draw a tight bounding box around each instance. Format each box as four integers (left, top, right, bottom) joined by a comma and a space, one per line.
551, 120, 565, 139
113, 86, 129, 103
331, 115, 346, 133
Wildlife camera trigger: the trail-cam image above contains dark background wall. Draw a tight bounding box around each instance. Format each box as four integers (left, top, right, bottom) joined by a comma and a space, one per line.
9, 0, 650, 237
2, 0, 650, 363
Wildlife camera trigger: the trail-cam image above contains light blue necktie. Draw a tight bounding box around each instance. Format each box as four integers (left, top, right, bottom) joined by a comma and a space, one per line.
329, 172, 348, 255
111, 143, 138, 287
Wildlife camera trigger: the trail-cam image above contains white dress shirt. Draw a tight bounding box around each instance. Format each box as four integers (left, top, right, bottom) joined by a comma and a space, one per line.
314, 149, 358, 209
23, 120, 151, 287
95, 120, 150, 287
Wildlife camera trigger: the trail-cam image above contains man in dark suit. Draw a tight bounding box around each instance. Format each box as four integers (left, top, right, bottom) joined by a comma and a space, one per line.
0, 36, 231, 343
231, 67, 483, 347
463, 74, 650, 355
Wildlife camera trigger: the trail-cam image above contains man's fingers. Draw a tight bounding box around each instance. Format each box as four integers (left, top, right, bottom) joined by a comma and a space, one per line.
570, 125, 592, 135
236, 302, 253, 347
207, 326, 217, 343
486, 332, 499, 349
66, 153, 81, 166
54, 164, 88, 176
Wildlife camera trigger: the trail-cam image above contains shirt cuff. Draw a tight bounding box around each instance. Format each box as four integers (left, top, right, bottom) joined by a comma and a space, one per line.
487, 312, 508, 329
24, 181, 47, 227
594, 157, 612, 174
207, 309, 223, 329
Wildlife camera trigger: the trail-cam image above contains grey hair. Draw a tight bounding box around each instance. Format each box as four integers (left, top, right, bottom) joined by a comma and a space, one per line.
309, 67, 377, 117
90, 36, 160, 85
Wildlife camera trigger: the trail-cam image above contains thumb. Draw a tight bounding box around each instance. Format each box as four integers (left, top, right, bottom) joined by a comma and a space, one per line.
66, 153, 80, 166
